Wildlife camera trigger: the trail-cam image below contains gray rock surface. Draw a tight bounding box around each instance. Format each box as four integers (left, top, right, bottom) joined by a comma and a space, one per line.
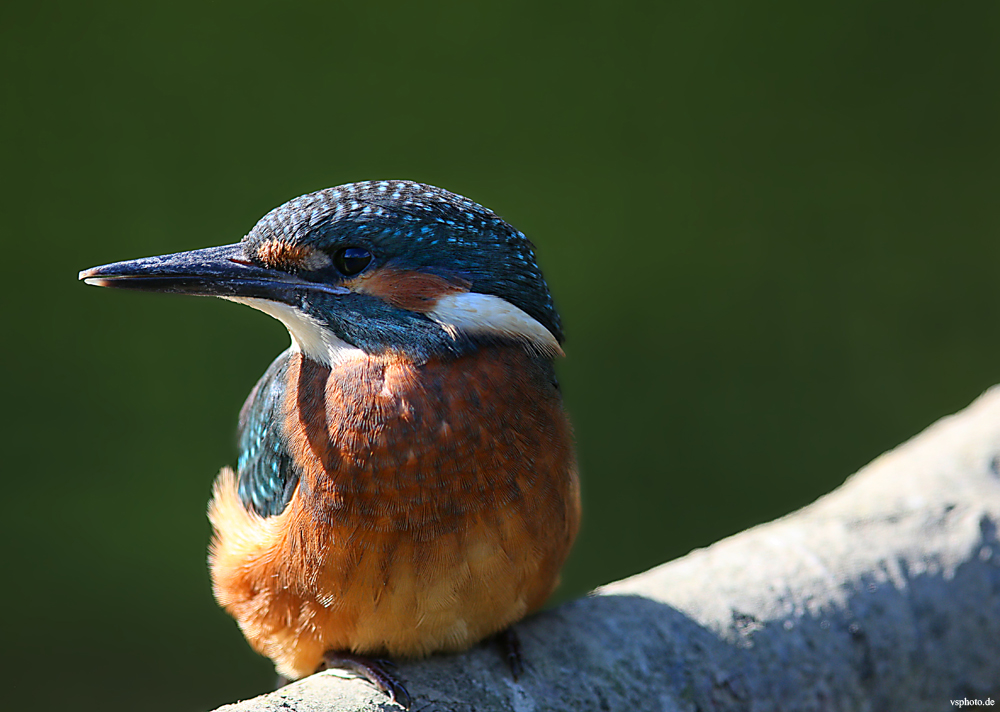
215, 386, 1000, 711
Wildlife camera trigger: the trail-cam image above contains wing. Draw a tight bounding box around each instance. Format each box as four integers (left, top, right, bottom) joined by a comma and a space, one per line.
236, 349, 303, 517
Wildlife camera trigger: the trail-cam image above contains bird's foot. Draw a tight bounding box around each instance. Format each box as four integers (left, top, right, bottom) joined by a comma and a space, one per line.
320, 651, 411, 709
496, 627, 524, 681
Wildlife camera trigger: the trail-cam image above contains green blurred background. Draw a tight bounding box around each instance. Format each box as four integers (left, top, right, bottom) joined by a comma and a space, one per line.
3, 2, 998, 710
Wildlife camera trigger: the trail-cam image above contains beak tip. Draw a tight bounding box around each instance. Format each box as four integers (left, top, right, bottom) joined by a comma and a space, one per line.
79, 266, 113, 285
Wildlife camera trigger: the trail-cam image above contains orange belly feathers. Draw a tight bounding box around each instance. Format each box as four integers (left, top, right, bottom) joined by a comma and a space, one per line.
208, 345, 580, 679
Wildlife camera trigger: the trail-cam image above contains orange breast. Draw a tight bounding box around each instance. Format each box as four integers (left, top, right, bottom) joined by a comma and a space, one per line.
207, 346, 580, 679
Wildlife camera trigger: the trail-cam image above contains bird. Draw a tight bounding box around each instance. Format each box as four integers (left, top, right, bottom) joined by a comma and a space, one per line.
79, 180, 580, 707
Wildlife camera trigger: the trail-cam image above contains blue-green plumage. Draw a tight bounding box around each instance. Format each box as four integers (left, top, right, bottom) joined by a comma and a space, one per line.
236, 351, 300, 517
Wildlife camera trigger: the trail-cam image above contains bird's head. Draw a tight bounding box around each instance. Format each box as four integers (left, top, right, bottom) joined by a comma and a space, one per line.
80, 181, 563, 364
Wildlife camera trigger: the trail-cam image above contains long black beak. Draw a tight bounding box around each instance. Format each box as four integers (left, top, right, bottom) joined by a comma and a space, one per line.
79, 243, 346, 300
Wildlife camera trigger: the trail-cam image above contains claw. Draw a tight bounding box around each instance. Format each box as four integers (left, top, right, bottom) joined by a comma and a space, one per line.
321, 652, 411, 709
497, 627, 524, 681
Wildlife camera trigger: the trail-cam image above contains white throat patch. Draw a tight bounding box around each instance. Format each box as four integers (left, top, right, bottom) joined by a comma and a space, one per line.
225, 297, 365, 366
226, 292, 562, 363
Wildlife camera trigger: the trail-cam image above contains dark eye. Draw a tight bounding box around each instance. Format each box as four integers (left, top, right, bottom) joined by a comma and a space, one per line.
333, 247, 373, 276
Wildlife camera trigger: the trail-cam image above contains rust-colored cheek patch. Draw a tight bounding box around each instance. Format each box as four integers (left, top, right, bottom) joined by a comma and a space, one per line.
350, 267, 470, 312
256, 239, 332, 271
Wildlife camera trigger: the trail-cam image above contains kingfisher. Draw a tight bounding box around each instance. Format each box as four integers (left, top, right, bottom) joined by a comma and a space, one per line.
79, 181, 580, 707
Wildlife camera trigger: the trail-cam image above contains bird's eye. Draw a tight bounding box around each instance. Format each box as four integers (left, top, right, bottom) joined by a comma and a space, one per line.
333, 247, 373, 276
